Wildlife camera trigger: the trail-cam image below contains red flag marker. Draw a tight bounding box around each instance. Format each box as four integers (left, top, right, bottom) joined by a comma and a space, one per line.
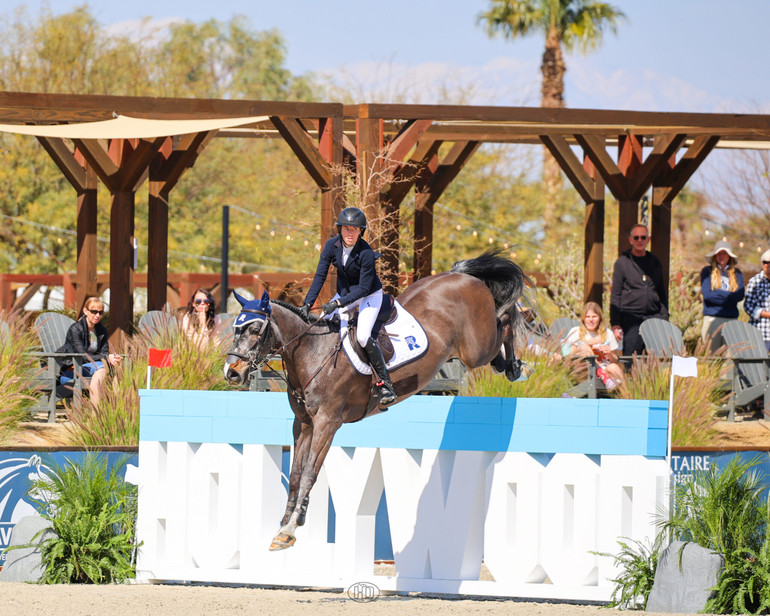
148, 348, 172, 368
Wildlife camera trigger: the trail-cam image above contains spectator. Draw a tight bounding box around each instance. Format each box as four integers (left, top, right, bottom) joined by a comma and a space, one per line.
561, 302, 624, 390
744, 249, 770, 352
182, 288, 220, 346
700, 240, 744, 352
57, 296, 122, 403
610, 224, 669, 356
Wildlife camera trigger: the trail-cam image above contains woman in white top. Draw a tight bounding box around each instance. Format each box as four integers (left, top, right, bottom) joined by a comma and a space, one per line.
563, 302, 624, 389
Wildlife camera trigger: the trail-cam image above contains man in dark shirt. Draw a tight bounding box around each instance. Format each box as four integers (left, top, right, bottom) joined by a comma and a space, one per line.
610, 224, 669, 356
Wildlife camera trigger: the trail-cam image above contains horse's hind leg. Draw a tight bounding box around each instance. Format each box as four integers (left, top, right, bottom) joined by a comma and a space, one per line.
499, 311, 523, 381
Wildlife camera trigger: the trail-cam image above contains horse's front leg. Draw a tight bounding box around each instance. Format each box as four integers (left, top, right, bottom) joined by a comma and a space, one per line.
271, 418, 313, 551
269, 411, 341, 551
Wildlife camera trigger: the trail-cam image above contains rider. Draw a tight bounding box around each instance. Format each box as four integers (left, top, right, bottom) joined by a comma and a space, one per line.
300, 207, 397, 407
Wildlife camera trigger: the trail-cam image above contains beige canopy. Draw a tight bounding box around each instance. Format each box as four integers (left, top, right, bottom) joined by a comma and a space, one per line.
0, 114, 270, 139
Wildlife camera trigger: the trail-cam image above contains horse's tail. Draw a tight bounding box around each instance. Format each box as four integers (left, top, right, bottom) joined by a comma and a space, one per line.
451, 249, 528, 316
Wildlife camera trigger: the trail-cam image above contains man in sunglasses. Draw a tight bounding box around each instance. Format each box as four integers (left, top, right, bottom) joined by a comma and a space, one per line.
609, 224, 669, 356
744, 249, 770, 352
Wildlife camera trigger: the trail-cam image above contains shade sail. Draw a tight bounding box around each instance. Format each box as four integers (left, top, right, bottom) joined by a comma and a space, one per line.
0, 114, 270, 139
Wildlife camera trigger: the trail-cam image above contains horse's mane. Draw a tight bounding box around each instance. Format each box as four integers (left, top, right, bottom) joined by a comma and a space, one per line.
270, 299, 338, 331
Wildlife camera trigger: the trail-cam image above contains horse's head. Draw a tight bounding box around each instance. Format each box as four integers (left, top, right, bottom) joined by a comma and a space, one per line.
223, 290, 273, 386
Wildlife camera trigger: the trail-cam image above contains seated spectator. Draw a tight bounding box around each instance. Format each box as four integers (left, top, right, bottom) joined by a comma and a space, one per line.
182, 288, 221, 346
744, 249, 770, 352
700, 239, 744, 352
561, 302, 624, 390
57, 296, 122, 403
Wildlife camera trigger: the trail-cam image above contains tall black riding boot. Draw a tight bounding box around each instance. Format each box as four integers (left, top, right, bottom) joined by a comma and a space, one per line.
363, 337, 397, 407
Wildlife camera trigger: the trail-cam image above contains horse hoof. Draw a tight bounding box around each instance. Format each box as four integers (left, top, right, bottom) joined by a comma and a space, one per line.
505, 359, 523, 382
269, 533, 296, 551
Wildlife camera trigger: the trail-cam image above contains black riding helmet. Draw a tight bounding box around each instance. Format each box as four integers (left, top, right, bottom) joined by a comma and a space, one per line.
336, 207, 367, 233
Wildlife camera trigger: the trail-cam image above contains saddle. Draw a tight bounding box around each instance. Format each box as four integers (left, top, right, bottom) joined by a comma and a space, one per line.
347, 293, 396, 364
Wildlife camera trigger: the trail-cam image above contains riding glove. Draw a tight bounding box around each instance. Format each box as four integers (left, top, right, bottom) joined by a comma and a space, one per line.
322, 299, 340, 315
299, 303, 311, 319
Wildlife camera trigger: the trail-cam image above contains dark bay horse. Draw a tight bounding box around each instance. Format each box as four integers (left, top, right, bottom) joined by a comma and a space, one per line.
224, 250, 526, 550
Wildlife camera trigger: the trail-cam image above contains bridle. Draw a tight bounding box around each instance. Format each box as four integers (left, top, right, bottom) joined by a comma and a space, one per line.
228, 306, 340, 403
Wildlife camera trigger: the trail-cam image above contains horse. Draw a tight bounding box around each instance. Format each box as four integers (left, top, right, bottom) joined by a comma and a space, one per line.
223, 249, 526, 551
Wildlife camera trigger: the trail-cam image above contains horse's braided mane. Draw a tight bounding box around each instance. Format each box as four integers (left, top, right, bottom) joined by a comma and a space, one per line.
270, 299, 337, 331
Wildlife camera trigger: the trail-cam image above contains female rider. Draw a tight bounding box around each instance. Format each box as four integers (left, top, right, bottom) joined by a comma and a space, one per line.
300, 207, 396, 406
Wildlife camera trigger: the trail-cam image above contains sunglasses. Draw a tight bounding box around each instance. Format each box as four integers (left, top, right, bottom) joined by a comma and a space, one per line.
194, 299, 211, 305
632, 235, 648, 241
87, 309, 104, 315
763, 261, 770, 265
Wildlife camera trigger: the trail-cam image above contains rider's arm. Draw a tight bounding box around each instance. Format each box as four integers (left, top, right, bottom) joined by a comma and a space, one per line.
303, 241, 334, 307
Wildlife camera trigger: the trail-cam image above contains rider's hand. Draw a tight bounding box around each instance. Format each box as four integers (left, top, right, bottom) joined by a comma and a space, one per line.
322, 299, 340, 315
299, 303, 311, 319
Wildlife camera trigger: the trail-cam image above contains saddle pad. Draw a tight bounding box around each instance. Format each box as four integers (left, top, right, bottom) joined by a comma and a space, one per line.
341, 300, 429, 376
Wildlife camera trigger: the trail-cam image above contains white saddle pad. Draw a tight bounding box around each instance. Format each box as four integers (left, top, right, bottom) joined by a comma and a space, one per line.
341, 300, 429, 376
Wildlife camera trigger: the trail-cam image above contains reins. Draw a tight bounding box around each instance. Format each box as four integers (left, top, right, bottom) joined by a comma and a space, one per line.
233, 307, 343, 405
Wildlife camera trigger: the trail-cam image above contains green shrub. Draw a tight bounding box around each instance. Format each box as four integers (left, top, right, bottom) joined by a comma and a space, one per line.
598, 533, 665, 610
67, 325, 229, 446
706, 531, 770, 615
661, 456, 767, 565
0, 311, 40, 442
26, 453, 138, 584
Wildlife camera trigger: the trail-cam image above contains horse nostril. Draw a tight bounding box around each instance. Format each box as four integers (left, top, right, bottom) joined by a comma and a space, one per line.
227, 369, 242, 384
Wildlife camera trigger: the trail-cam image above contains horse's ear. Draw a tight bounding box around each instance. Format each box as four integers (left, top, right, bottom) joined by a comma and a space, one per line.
233, 289, 248, 307
259, 290, 272, 314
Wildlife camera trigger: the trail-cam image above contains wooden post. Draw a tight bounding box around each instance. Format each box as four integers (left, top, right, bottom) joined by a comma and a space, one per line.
148, 138, 171, 312
75, 161, 98, 312
616, 135, 643, 256
582, 154, 605, 306
109, 190, 135, 345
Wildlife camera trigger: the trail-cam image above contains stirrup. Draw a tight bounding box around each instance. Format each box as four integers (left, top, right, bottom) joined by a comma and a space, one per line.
376, 380, 396, 407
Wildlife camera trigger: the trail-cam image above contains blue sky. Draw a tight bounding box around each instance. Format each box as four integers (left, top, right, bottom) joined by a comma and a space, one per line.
15, 0, 770, 113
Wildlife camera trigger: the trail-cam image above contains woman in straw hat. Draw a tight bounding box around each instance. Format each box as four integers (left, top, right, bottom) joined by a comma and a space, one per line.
700, 240, 744, 352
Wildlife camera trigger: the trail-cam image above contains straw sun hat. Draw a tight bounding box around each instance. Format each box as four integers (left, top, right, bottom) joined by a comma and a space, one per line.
705, 240, 737, 263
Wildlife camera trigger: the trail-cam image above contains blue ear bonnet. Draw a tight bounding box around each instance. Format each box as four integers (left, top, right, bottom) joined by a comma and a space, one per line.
233, 290, 271, 329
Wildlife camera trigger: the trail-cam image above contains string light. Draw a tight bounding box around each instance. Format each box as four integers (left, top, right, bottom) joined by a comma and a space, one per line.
255, 224, 261, 231
472, 231, 478, 237
304, 240, 309, 246
285, 234, 291, 241
488, 237, 494, 244
456, 224, 462, 231
270, 230, 276, 237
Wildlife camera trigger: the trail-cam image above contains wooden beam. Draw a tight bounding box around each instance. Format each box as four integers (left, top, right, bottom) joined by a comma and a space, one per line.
628, 133, 687, 201
270, 116, 331, 188
654, 135, 720, 203
540, 135, 596, 203
36, 137, 87, 189
108, 191, 135, 346
412, 141, 480, 280
318, 116, 344, 302
574, 134, 628, 199
75, 164, 98, 311
582, 156, 605, 306
71, 138, 120, 188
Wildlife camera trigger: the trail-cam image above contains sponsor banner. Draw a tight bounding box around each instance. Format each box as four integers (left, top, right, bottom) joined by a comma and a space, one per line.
0, 451, 137, 567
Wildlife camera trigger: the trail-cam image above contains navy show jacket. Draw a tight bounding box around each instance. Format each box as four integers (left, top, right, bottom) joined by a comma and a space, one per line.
304, 236, 382, 308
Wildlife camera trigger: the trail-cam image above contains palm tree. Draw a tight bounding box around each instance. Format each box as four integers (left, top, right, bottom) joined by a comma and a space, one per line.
479, 0, 626, 233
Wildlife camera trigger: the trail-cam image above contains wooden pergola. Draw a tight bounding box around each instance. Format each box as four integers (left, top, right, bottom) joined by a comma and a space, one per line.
2, 91, 770, 342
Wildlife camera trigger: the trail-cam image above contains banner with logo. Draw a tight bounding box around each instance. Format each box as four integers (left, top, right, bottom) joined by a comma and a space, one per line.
0, 451, 137, 567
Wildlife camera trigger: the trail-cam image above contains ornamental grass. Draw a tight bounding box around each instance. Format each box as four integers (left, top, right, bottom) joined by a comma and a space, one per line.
67, 322, 230, 447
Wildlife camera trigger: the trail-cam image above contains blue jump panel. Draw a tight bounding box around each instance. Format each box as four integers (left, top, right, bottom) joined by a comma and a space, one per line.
139, 390, 667, 457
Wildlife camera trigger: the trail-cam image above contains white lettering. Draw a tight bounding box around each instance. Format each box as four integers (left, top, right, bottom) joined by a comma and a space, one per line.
0, 526, 12, 544
679, 457, 691, 471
